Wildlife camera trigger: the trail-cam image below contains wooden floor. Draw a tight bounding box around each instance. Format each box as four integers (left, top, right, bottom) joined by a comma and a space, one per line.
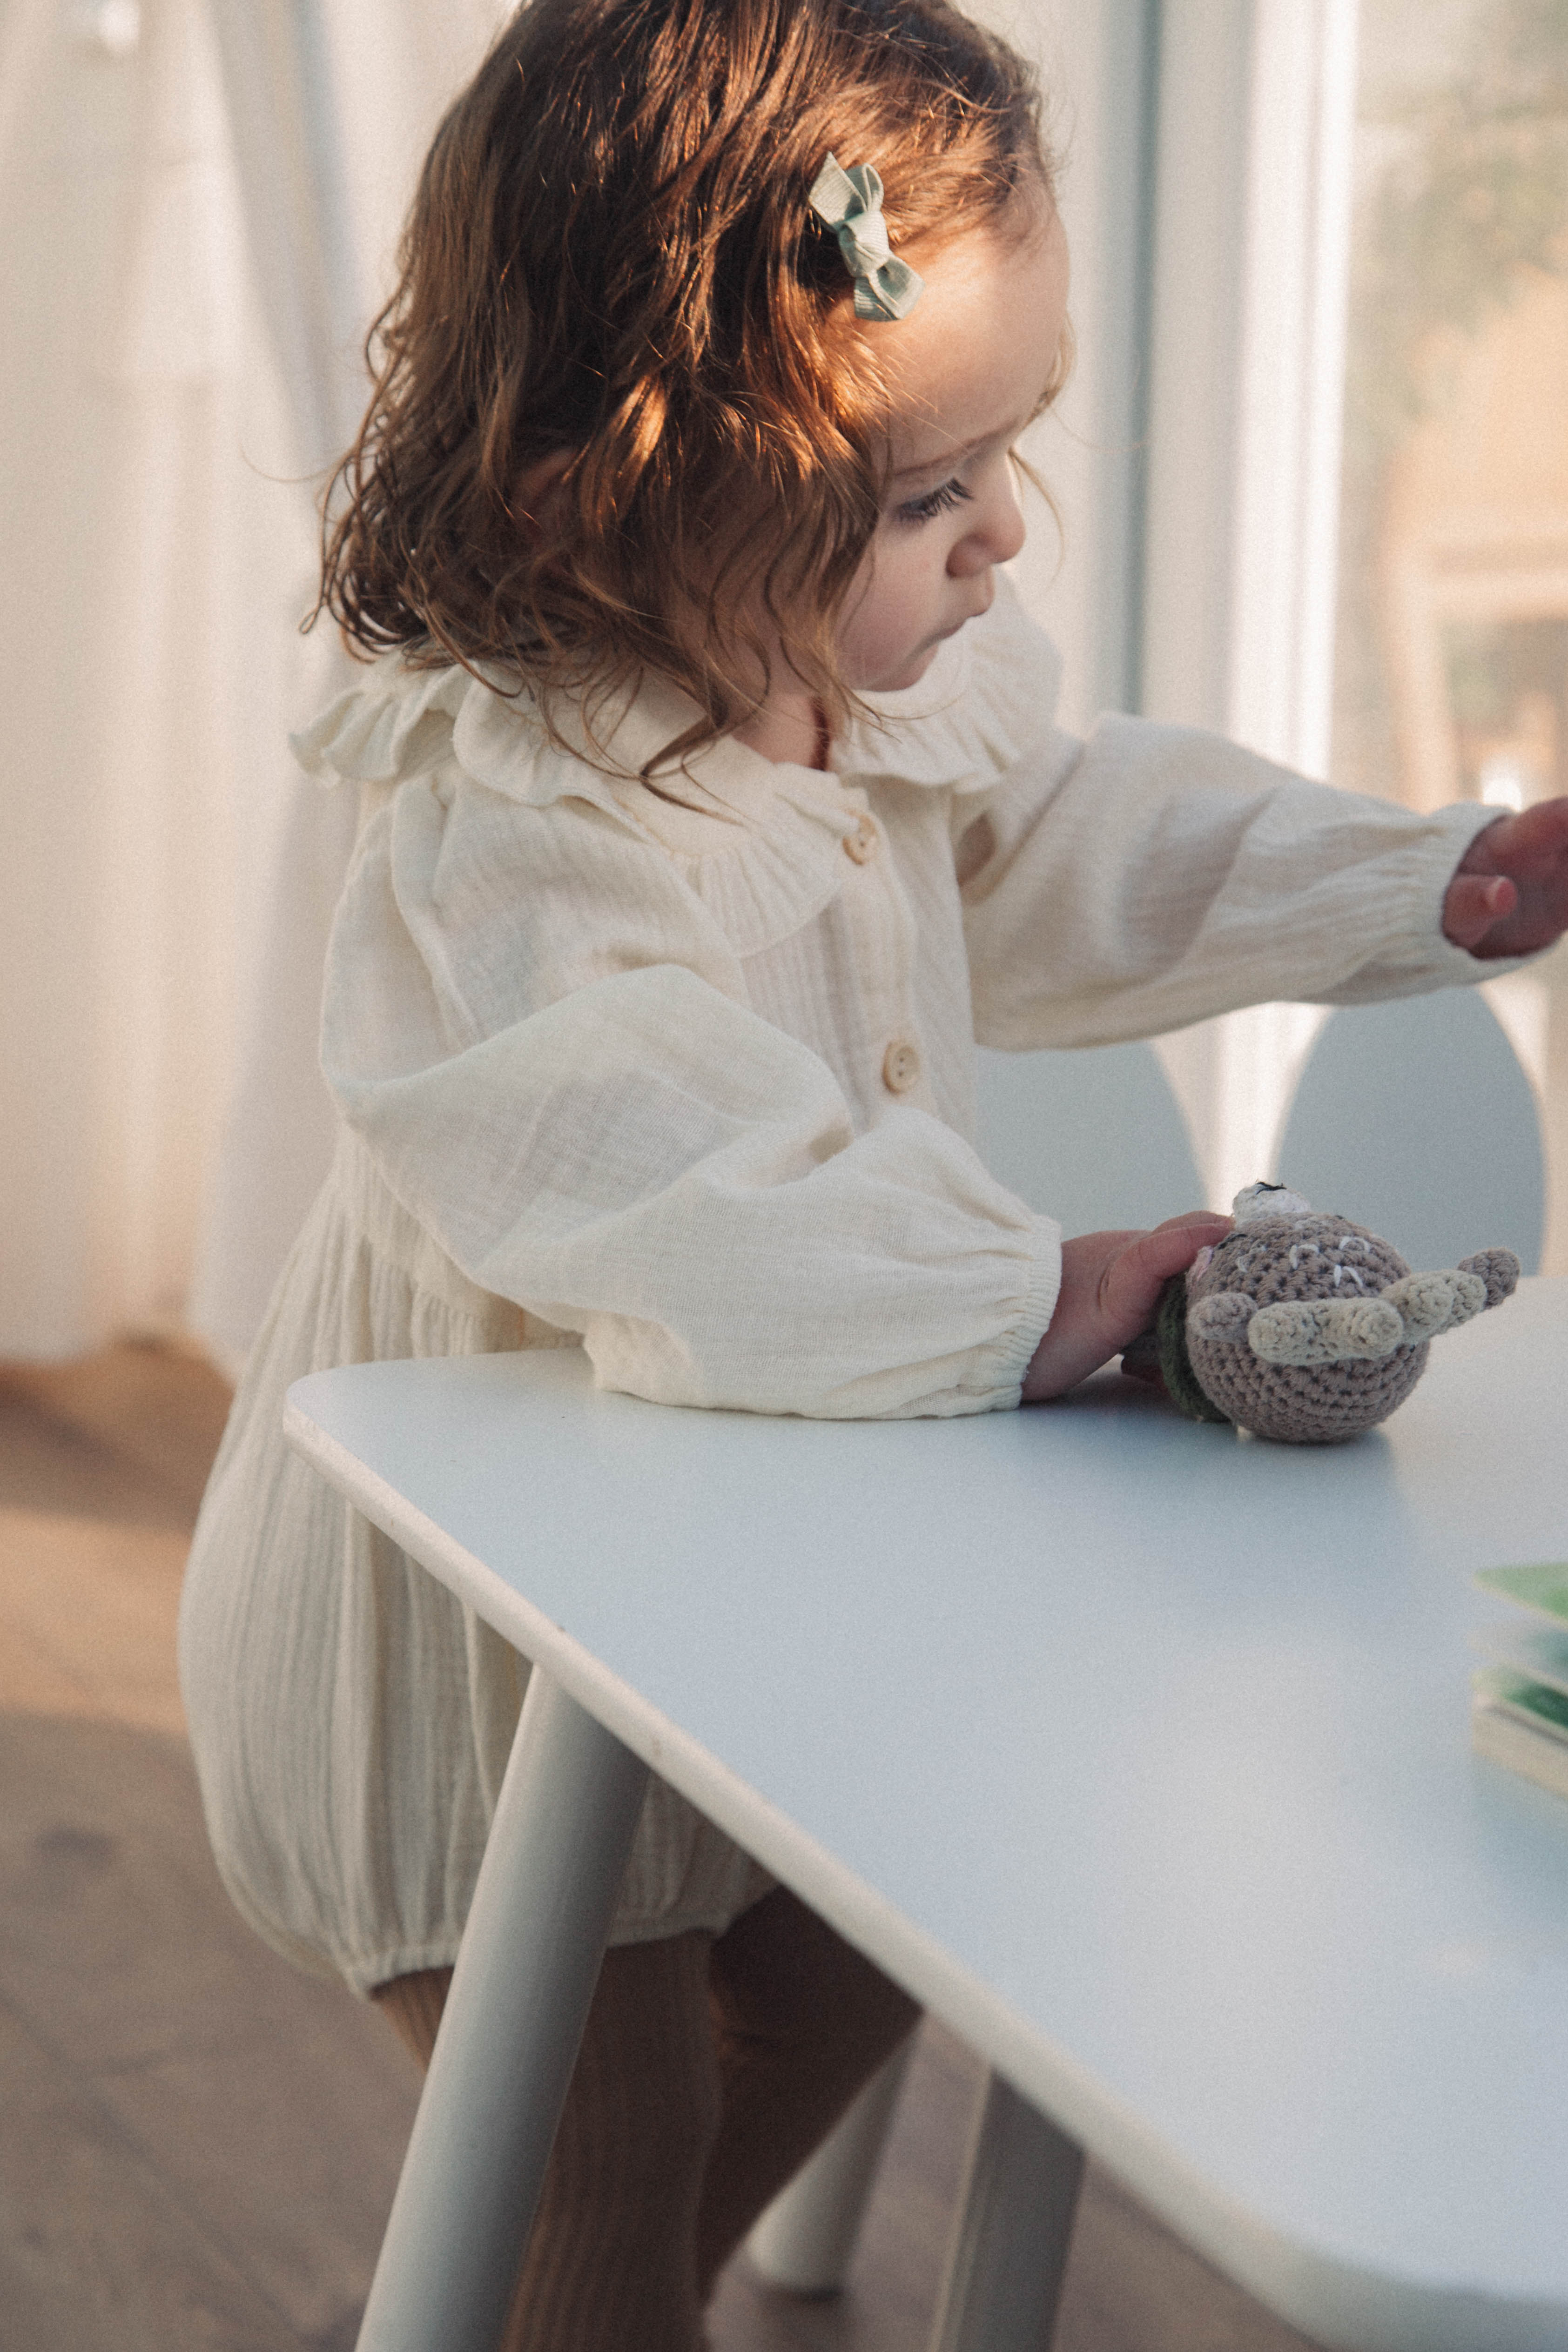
0, 1342, 1329, 2352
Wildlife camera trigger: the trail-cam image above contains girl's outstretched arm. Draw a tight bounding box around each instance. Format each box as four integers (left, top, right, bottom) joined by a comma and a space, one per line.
958, 714, 1544, 1052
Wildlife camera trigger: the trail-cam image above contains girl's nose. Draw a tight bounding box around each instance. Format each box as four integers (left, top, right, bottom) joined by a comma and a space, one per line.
949, 480, 1025, 577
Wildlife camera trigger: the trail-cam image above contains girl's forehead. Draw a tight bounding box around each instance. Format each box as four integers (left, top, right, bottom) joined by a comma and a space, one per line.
875, 208, 1070, 477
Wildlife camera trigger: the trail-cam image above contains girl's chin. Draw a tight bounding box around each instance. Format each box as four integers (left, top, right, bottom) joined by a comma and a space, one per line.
863, 642, 942, 692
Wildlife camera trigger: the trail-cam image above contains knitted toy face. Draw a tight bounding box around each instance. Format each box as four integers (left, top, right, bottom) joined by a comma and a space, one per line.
1149, 1184, 1520, 1445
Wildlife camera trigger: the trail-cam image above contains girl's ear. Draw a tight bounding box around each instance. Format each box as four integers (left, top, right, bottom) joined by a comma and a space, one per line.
514, 447, 579, 533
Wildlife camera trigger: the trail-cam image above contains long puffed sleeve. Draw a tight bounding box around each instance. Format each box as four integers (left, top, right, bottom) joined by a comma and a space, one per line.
959, 716, 1518, 1049
322, 772, 1060, 1418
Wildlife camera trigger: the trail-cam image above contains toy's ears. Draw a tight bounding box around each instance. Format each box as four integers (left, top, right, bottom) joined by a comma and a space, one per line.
1457, 1248, 1521, 1309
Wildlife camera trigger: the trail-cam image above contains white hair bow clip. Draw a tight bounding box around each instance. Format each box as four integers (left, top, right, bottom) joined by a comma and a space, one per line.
808, 154, 925, 322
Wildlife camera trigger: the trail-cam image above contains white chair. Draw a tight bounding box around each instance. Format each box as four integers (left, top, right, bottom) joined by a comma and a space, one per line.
746, 1039, 1203, 2302
744, 2042, 915, 2294
973, 1040, 1205, 1229
1274, 992, 1546, 1274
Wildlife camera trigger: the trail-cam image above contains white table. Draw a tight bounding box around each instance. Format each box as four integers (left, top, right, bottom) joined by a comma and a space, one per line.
286, 1278, 1568, 2352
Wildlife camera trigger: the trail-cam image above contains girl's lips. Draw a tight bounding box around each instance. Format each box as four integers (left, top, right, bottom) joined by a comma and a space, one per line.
945, 581, 996, 639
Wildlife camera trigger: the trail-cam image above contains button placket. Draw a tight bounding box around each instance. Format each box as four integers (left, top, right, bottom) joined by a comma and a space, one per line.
835, 787, 926, 1112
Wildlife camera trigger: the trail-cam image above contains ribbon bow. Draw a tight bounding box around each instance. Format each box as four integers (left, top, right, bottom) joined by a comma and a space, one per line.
807, 154, 924, 323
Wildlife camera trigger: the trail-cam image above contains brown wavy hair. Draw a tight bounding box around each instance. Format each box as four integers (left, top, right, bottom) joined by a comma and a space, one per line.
317, 0, 1059, 766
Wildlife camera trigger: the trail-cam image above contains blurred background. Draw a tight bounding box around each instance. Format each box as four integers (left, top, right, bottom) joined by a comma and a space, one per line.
1333, 0, 1568, 1256
0, 3, 1564, 2346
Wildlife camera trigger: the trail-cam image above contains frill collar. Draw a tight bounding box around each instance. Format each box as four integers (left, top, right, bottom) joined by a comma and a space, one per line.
292, 648, 827, 820
291, 577, 1058, 955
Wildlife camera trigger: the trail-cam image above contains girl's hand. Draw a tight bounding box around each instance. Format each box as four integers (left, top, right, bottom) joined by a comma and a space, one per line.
1022, 1212, 1232, 1402
1442, 799, 1568, 957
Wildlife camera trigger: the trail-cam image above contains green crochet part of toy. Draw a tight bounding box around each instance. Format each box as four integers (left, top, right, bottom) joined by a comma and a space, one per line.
1154, 1266, 1231, 1425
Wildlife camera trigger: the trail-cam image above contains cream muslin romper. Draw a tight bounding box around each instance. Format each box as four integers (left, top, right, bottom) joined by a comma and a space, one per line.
178, 582, 1505, 1996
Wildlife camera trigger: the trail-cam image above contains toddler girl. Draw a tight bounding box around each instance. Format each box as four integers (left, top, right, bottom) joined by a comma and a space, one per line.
180, 1, 1568, 2344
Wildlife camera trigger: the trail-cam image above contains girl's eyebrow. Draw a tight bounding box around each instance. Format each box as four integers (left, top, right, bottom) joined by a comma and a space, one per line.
889, 390, 1051, 482
890, 435, 987, 482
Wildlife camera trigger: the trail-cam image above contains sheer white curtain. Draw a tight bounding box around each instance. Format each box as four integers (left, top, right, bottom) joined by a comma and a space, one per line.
1139, 0, 1361, 1205
0, 0, 499, 1365
0, 0, 294, 1359
188, 0, 505, 1371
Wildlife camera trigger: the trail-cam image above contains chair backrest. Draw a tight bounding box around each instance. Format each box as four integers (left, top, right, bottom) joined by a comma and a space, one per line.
1273, 991, 1545, 1274
974, 1042, 1205, 1234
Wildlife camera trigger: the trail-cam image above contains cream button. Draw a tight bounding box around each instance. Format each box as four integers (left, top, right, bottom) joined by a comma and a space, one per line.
882, 1039, 921, 1094
842, 814, 877, 864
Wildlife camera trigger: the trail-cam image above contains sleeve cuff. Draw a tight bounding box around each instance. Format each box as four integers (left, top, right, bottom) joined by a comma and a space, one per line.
983, 1213, 1063, 1406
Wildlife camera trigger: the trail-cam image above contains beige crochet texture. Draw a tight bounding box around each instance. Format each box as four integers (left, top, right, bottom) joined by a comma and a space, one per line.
1185, 1216, 1428, 1444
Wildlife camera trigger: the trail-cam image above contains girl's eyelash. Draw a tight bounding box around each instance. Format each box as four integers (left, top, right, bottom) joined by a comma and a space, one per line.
895, 477, 972, 525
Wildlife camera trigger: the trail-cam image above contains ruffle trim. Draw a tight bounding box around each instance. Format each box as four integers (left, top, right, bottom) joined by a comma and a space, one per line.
666, 792, 858, 952
292, 656, 474, 788
290, 579, 1063, 956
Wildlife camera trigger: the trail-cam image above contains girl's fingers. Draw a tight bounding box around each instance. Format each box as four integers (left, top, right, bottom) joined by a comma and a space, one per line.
1104, 1216, 1228, 1326
1449, 874, 1515, 934
1442, 871, 1518, 949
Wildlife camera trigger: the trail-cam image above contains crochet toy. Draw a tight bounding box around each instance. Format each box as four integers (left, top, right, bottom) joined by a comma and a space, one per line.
1126, 1182, 1520, 1445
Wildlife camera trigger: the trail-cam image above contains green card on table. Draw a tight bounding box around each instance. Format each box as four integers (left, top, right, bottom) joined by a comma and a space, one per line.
1474, 1563, 1568, 1628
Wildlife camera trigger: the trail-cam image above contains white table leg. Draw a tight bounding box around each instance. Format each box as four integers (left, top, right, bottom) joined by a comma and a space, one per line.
744, 2040, 913, 2293
928, 2067, 1085, 2352
356, 1668, 650, 2352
